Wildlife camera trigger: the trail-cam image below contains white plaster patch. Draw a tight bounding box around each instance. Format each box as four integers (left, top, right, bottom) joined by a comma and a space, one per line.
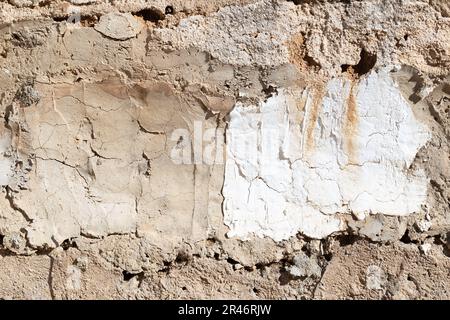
223, 71, 430, 241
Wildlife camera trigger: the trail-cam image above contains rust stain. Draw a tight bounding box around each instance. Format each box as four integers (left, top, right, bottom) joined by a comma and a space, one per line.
96, 78, 129, 100
344, 81, 359, 163
128, 84, 148, 103
132, 82, 176, 105
296, 94, 307, 112
305, 85, 324, 153
287, 34, 306, 71
286, 33, 321, 74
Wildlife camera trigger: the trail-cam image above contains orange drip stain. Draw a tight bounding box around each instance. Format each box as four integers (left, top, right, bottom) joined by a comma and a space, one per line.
305, 85, 324, 153
296, 95, 307, 112
97, 78, 129, 100
287, 34, 306, 71
344, 81, 359, 163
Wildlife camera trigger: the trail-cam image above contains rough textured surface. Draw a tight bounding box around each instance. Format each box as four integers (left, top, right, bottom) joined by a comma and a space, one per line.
0, 0, 448, 299
224, 71, 430, 241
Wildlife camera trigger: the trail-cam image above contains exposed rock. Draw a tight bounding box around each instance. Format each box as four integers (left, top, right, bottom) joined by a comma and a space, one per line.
11, 27, 47, 48
68, 0, 99, 4
315, 241, 450, 299
14, 81, 40, 107
365, 265, 387, 291
8, 0, 40, 8
348, 214, 408, 243
287, 252, 322, 279
0, 0, 448, 300
94, 12, 143, 41
2, 232, 27, 254
419, 243, 432, 255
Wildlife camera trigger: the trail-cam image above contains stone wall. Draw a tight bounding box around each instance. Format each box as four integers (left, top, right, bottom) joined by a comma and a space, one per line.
0, 0, 448, 299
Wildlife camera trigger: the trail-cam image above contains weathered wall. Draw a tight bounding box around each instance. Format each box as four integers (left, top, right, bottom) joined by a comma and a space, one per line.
0, 0, 449, 299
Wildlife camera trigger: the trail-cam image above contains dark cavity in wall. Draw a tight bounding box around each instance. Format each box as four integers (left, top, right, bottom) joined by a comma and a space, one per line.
122, 270, 145, 282
400, 229, 419, 244
134, 8, 165, 22
262, 84, 278, 100
337, 233, 359, 246
165, 5, 174, 15
52, 16, 67, 22
341, 49, 377, 76
61, 238, 78, 250
175, 250, 192, 265
287, 0, 314, 4
288, 0, 352, 4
